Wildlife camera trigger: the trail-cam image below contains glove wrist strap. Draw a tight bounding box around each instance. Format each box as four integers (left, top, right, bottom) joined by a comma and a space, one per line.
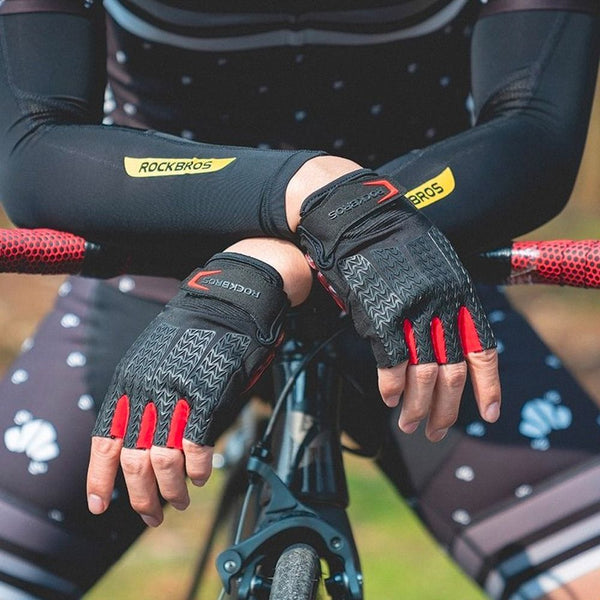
180, 253, 289, 344
298, 171, 408, 266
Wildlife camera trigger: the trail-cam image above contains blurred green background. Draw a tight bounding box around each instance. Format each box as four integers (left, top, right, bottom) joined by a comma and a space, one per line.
0, 73, 598, 600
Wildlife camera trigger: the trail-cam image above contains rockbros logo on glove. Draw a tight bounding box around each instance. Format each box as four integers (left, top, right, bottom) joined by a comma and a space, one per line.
328, 179, 399, 219
186, 269, 262, 298
186, 269, 222, 291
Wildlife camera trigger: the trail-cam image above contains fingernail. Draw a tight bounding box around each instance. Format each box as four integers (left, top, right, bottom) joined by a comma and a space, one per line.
429, 428, 448, 443
382, 396, 400, 408
192, 479, 207, 487
485, 402, 500, 422
402, 421, 420, 434
88, 494, 105, 514
141, 514, 161, 528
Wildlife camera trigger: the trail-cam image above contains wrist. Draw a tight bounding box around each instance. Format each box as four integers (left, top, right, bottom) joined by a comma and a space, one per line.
224, 238, 312, 306
284, 156, 363, 233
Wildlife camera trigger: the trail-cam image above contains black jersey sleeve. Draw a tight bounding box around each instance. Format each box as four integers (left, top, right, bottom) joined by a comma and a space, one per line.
379, 6, 599, 256
0, 6, 321, 274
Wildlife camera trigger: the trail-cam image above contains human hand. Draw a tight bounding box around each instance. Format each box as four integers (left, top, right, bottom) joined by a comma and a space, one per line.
297, 169, 501, 441
87, 253, 288, 526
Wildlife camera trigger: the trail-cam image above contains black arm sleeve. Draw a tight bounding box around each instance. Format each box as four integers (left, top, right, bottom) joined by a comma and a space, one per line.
0, 6, 321, 271
380, 7, 599, 255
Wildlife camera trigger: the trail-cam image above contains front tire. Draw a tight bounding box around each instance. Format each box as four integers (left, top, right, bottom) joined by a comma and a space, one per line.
269, 544, 321, 600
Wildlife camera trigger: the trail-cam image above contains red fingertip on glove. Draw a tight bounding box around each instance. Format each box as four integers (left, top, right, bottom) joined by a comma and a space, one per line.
137, 403, 157, 449
431, 317, 448, 364
166, 400, 190, 450
458, 306, 483, 354
110, 395, 130, 438
403, 320, 418, 365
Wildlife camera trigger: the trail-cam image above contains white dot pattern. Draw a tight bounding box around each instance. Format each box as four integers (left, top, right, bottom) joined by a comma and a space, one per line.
66, 352, 87, 368
11, 369, 29, 384
20, 337, 34, 353
78, 394, 95, 411
118, 276, 136, 293
455, 465, 475, 482
545, 355, 562, 369
48, 509, 65, 522
102, 6, 476, 167
452, 509, 471, 525
61, 313, 81, 328
58, 281, 72, 297
515, 484, 533, 498
466, 421, 486, 437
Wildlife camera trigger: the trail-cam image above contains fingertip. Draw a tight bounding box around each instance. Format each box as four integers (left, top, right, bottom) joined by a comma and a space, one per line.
427, 428, 448, 443
382, 395, 400, 408
87, 493, 106, 515
141, 514, 163, 528
484, 401, 501, 423
399, 420, 420, 434
171, 497, 191, 511
377, 363, 407, 408
183, 439, 213, 484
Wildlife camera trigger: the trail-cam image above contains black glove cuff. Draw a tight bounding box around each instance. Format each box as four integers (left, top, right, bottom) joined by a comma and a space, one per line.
177, 253, 289, 344
297, 170, 409, 267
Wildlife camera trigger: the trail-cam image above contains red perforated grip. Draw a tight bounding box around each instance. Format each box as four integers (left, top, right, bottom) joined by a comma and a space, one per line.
0, 228, 88, 274
508, 240, 600, 288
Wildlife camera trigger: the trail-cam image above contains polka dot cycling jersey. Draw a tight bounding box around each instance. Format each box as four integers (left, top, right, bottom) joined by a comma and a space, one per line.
101, 0, 479, 167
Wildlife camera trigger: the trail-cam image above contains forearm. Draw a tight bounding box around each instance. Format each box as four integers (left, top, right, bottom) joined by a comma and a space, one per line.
0, 11, 332, 269
379, 9, 599, 255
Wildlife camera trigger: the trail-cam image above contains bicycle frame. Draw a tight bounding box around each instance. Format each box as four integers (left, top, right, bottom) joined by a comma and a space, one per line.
216, 296, 364, 599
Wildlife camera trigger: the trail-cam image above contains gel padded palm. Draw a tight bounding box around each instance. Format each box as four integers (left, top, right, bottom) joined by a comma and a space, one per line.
93, 253, 288, 448
297, 170, 495, 367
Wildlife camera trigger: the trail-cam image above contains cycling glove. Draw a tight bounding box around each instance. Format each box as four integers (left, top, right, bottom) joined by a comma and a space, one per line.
92, 253, 288, 447
297, 170, 496, 367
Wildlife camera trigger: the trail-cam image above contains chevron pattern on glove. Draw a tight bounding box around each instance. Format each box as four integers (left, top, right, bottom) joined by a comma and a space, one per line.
185, 331, 251, 444
340, 252, 407, 366
93, 321, 178, 438
151, 328, 216, 446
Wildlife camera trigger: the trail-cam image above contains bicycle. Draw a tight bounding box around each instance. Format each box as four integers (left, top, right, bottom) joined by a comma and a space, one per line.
0, 228, 598, 599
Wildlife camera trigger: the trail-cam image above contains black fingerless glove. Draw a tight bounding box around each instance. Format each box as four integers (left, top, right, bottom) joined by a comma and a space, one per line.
297, 169, 495, 367
92, 253, 289, 448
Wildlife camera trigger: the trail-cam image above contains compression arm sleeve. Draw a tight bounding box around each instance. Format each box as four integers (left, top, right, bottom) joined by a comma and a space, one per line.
380, 6, 599, 255
0, 6, 320, 270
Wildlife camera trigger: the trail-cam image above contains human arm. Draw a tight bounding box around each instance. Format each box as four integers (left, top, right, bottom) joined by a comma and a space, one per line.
0, 3, 358, 274
378, 3, 599, 255
291, 2, 598, 437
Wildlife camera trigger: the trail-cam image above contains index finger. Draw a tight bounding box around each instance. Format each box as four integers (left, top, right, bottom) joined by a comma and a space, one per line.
466, 348, 501, 422
87, 435, 123, 515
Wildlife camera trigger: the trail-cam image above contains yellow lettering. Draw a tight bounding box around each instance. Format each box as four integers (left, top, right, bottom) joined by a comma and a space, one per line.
124, 157, 237, 178
406, 167, 455, 209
